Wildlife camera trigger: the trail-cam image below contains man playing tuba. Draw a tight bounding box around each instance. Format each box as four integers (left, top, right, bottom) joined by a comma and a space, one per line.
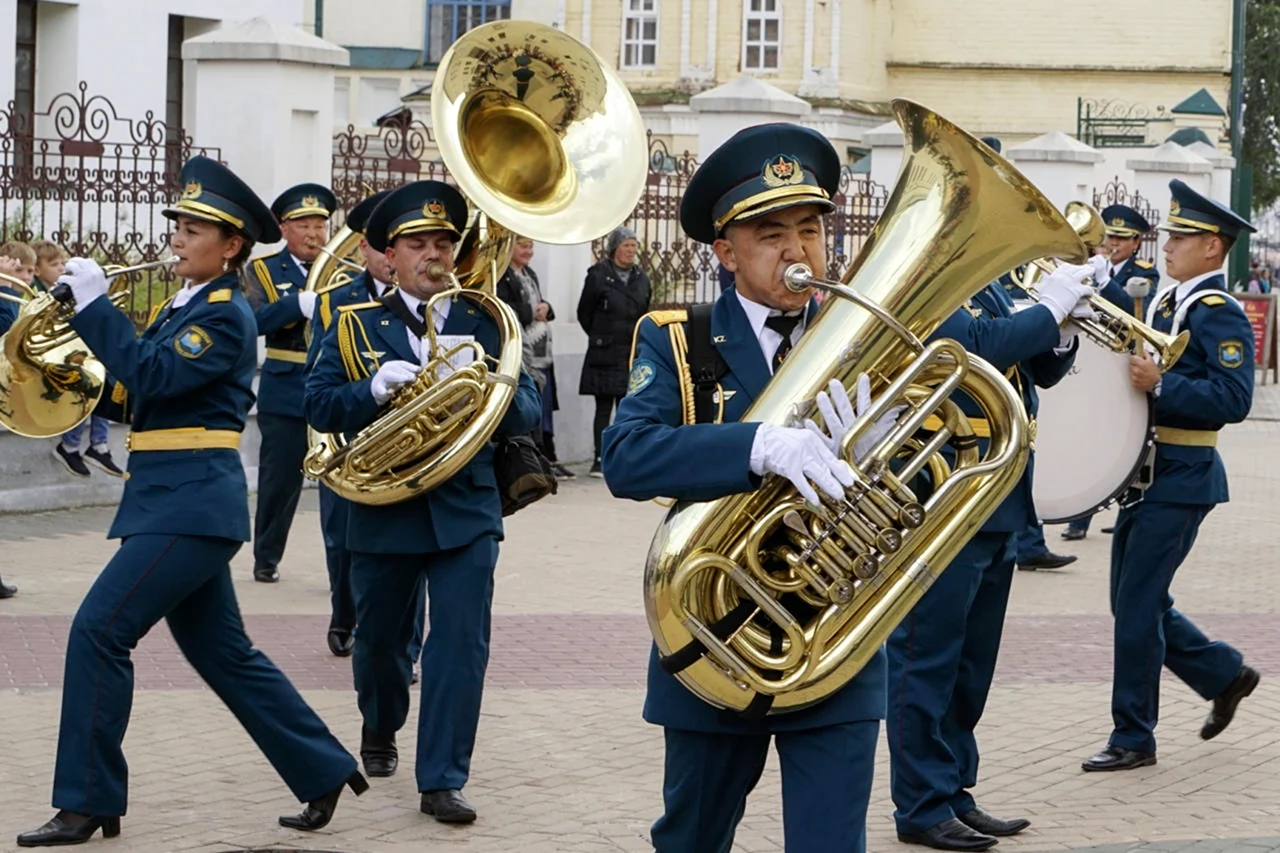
304, 180, 542, 824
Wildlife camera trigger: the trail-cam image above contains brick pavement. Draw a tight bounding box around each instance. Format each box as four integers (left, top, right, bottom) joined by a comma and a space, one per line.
0, 383, 1277, 852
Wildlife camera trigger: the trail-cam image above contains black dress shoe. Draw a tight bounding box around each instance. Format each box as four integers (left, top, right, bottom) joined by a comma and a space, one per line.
360, 727, 398, 777
17, 810, 120, 847
898, 818, 996, 851
1081, 745, 1156, 772
0, 581, 16, 599
420, 788, 477, 824
1061, 528, 1086, 541
253, 563, 279, 583
958, 806, 1030, 837
1201, 665, 1260, 740
1017, 551, 1077, 571
1100, 526, 1115, 534
327, 627, 354, 657
279, 770, 368, 831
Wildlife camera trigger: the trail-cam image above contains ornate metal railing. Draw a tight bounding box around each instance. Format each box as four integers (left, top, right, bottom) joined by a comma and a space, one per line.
0, 82, 220, 326
1092, 176, 1162, 262
1077, 98, 1166, 149
331, 117, 449, 225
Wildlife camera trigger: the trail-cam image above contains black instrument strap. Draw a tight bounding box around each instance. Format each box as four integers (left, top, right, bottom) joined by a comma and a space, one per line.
380, 290, 429, 339
686, 303, 728, 424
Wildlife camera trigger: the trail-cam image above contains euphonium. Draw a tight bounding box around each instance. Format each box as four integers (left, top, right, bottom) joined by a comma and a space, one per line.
302, 20, 647, 505
1010, 201, 1189, 370
305, 225, 366, 297
643, 100, 1088, 716
0, 258, 176, 437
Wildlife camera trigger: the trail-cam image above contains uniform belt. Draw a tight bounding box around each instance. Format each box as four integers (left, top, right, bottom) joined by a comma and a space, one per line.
265, 347, 308, 364
1154, 426, 1218, 447
127, 428, 242, 452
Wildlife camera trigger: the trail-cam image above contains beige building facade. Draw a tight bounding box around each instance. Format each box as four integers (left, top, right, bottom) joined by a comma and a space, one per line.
317, 0, 1234, 160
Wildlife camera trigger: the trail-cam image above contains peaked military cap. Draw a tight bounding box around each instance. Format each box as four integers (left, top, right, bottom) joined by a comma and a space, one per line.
164, 155, 281, 244
980, 136, 1003, 154
270, 182, 338, 222
1158, 179, 1255, 239
1100, 204, 1151, 238
365, 180, 467, 252
345, 188, 395, 235
680, 123, 839, 245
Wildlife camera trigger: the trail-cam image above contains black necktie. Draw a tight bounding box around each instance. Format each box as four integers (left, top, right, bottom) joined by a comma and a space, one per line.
765, 313, 802, 372
300, 260, 312, 274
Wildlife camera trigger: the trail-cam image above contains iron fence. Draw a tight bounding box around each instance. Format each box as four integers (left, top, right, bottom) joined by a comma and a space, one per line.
1092, 176, 1162, 263
331, 117, 449, 228
0, 82, 220, 326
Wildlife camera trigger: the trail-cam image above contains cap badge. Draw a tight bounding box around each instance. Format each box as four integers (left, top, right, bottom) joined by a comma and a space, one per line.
1111, 217, 1125, 227
302, 194, 320, 209
424, 199, 447, 218
762, 154, 804, 188
181, 180, 202, 201
1170, 200, 1181, 216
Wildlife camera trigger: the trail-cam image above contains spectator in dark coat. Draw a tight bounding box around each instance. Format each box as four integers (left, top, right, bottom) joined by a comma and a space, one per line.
577, 226, 651, 477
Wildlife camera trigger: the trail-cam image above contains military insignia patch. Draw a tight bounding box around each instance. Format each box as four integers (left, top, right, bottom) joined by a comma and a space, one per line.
1110, 218, 1125, 227
1170, 199, 1181, 216
424, 199, 447, 218
1218, 339, 1245, 369
182, 180, 202, 200
174, 325, 212, 359
628, 359, 656, 396
302, 194, 320, 208
761, 154, 805, 188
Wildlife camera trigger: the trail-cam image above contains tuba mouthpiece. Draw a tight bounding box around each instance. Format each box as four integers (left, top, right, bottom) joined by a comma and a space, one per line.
784, 263, 814, 293
426, 261, 448, 281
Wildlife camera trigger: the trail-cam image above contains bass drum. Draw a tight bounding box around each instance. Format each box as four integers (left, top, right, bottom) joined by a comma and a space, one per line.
1030, 326, 1153, 523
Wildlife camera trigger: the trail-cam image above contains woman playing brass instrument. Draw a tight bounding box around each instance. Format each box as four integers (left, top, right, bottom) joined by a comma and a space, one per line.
16, 156, 366, 848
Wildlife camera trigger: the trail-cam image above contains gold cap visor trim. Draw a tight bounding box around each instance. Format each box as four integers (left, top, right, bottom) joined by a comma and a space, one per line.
714, 186, 833, 234
1158, 215, 1220, 234
388, 217, 461, 241
281, 206, 333, 221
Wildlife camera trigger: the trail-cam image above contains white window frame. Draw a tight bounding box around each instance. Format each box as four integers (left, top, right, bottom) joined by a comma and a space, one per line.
741, 0, 782, 73
621, 0, 659, 70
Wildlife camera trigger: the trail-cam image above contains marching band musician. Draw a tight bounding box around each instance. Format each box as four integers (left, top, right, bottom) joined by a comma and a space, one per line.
304, 180, 541, 823
888, 265, 1095, 851
306, 188, 395, 658
17, 157, 366, 848
0, 256, 24, 599
1080, 180, 1258, 773
603, 124, 900, 853
246, 182, 336, 583
1063, 204, 1161, 542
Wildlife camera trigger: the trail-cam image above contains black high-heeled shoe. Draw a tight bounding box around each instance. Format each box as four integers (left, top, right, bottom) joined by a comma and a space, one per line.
278, 770, 369, 831
16, 810, 121, 847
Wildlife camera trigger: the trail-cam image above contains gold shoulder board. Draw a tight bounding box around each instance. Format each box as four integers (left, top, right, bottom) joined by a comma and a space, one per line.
1135, 259, 1154, 269
338, 300, 382, 313
641, 309, 688, 327
1202, 295, 1226, 306
207, 289, 231, 304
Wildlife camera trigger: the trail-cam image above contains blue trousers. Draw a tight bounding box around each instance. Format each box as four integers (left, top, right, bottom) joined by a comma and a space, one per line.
53, 534, 356, 816
886, 532, 1017, 834
253, 413, 308, 568
1067, 514, 1093, 534
61, 415, 110, 450
1107, 501, 1242, 753
1014, 518, 1047, 563
318, 486, 355, 631
651, 721, 878, 853
349, 536, 497, 791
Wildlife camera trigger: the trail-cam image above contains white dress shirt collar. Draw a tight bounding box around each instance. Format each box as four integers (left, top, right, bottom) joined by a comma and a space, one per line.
1175, 268, 1224, 304
289, 253, 311, 277
170, 279, 211, 310
735, 291, 806, 373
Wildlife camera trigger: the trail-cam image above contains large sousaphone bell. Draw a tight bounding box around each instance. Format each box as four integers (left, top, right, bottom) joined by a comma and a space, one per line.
303, 20, 647, 505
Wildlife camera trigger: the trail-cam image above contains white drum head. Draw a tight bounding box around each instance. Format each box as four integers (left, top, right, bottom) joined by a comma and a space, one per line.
1031, 342, 1152, 523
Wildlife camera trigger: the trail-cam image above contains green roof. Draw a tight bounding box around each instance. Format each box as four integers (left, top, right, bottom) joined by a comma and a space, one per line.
1171, 88, 1226, 117
1166, 127, 1215, 147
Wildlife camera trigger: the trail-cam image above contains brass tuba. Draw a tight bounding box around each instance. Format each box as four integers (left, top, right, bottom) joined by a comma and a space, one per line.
643, 100, 1089, 716
302, 20, 647, 505
0, 259, 176, 437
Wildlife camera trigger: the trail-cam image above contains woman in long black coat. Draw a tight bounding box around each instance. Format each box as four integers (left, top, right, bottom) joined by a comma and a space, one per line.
577, 226, 651, 476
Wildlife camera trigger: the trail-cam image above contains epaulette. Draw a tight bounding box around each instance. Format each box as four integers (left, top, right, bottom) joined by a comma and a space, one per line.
251, 257, 278, 303
335, 306, 377, 380
641, 309, 688, 327
207, 289, 231, 304
1201, 295, 1226, 306
1135, 259, 1154, 269
318, 291, 333, 331
337, 300, 381, 312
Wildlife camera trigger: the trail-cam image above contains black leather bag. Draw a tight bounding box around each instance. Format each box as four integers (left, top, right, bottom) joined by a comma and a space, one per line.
493, 433, 558, 517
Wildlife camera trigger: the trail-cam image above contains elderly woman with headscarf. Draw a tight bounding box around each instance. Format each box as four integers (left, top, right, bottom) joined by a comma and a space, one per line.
577, 226, 651, 477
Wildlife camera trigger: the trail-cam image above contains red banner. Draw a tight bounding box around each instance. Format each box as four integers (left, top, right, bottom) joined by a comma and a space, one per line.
1238, 294, 1277, 383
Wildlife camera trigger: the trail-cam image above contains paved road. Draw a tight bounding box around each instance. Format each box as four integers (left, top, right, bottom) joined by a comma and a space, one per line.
0, 384, 1277, 852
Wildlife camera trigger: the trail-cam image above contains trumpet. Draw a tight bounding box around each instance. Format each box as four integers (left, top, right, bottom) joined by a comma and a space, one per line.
1011, 202, 1188, 371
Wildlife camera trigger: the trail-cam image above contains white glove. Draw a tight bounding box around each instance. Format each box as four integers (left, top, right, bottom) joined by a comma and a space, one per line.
59, 257, 108, 314
370, 360, 419, 405
1037, 263, 1095, 325
1125, 276, 1153, 299
297, 290, 318, 321
749, 423, 856, 506
804, 375, 904, 464
1087, 254, 1111, 286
